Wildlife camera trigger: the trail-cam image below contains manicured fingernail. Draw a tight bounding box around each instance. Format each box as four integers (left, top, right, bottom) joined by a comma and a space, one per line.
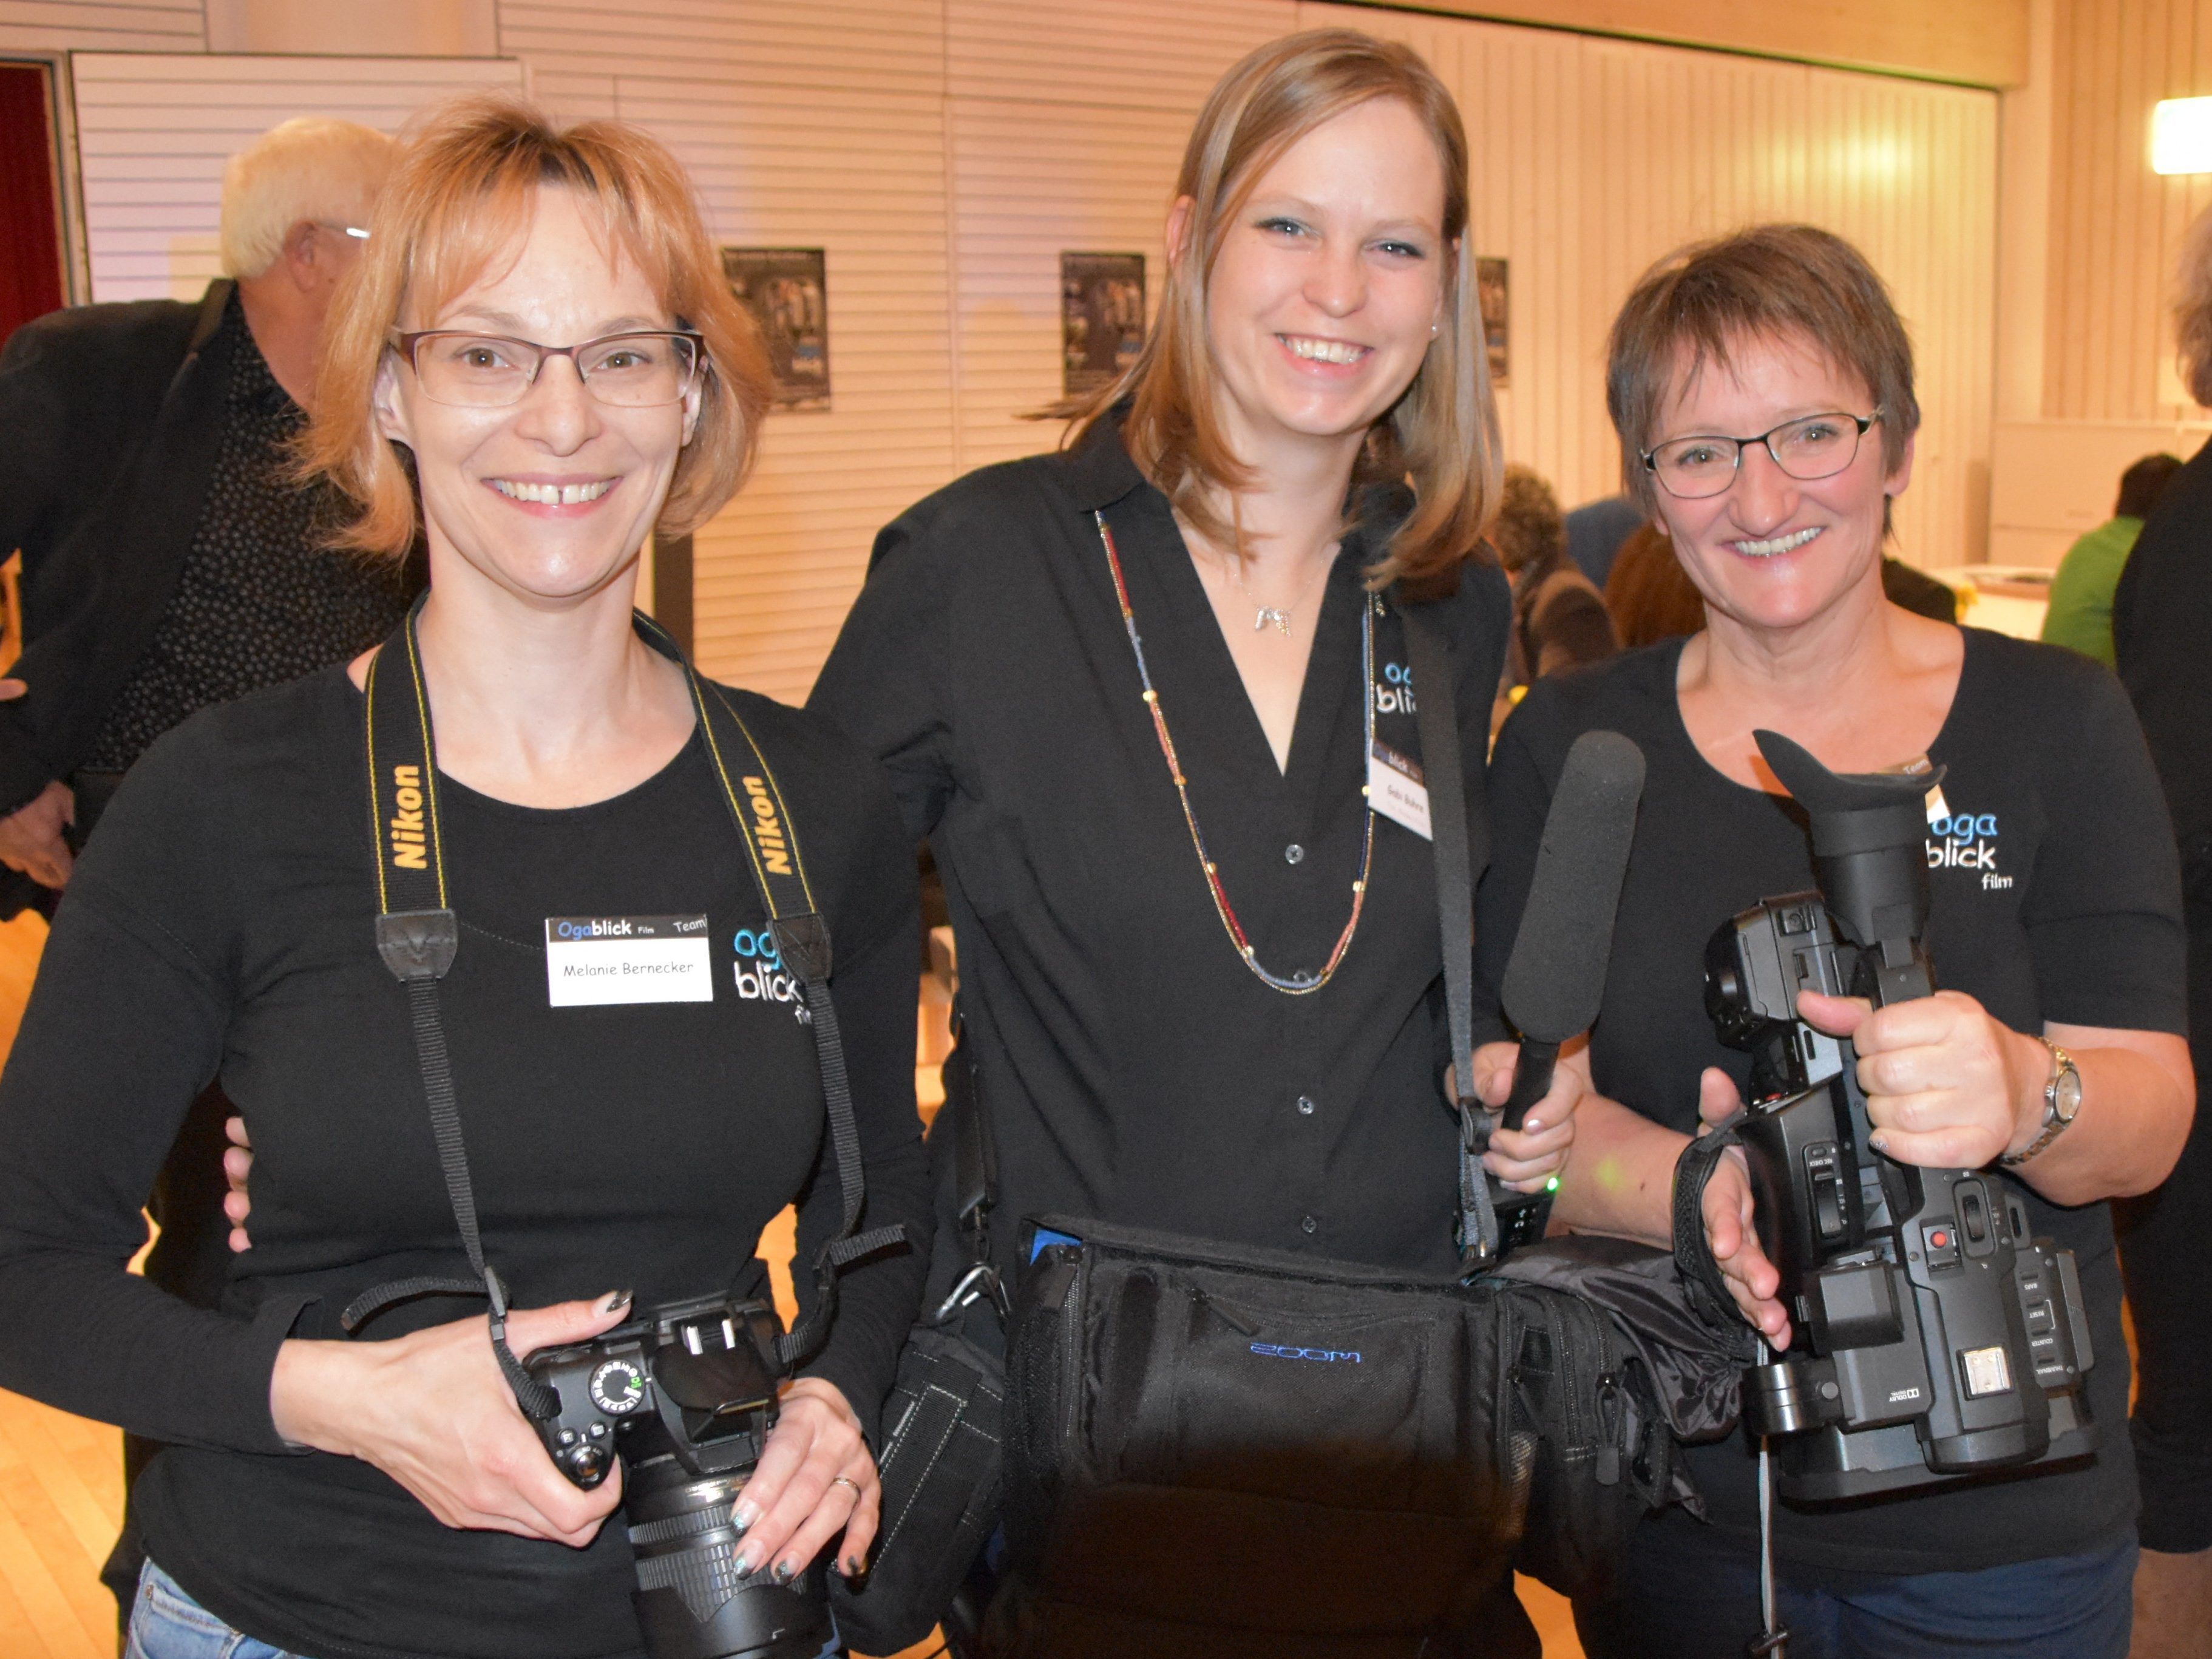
731, 1500, 759, 1533
733, 1549, 755, 1575
843, 1555, 863, 1578
599, 1288, 633, 1313
773, 1560, 796, 1585
1524, 1116, 1543, 1133
1868, 1135, 1887, 1153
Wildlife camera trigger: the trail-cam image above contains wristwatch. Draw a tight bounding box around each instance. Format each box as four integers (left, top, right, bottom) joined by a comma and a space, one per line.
1999, 1037, 2081, 1167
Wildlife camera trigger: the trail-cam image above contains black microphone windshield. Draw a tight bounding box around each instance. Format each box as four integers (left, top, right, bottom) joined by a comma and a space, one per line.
1500, 730, 1645, 1044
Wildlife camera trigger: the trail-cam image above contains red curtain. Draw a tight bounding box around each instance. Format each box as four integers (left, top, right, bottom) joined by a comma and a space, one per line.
0, 64, 66, 350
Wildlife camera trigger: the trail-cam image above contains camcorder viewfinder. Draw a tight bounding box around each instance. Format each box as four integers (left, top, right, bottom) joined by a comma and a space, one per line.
1700, 731, 2095, 1502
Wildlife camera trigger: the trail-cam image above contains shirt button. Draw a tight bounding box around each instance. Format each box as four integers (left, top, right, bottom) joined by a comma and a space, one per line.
1284, 843, 1305, 864
1301, 1215, 1318, 1235
1297, 1095, 1316, 1116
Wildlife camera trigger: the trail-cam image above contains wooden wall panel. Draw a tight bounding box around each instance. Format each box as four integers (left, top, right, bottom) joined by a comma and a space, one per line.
2041, 0, 2212, 423
1301, 4, 1999, 566
70, 52, 521, 303
0, 1, 198, 55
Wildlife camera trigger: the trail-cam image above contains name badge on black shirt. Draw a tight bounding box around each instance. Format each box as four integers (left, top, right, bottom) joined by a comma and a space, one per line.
1368, 741, 1432, 841
545, 914, 713, 1006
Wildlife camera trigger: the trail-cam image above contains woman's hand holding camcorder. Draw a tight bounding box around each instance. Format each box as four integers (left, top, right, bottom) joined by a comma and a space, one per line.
1795, 987, 2043, 1169
1468, 1038, 1583, 1192
733, 1376, 880, 1583
1691, 1067, 1792, 1348
268, 1292, 635, 1547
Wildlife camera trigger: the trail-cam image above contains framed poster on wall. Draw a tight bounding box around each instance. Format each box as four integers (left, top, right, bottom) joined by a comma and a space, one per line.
1062, 251, 1146, 398
1476, 256, 1508, 389
721, 246, 830, 410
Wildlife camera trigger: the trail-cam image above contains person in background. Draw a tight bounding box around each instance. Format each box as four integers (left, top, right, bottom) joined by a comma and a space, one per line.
2109, 207, 2212, 1659
0, 113, 413, 1617
1882, 553, 1959, 623
1564, 492, 1643, 588
1491, 464, 1614, 730
1603, 519, 1706, 646
1484, 223, 2190, 1659
2047, 453, 2184, 667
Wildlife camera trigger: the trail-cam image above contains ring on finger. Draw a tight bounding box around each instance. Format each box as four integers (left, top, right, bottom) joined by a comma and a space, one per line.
829, 1475, 860, 1498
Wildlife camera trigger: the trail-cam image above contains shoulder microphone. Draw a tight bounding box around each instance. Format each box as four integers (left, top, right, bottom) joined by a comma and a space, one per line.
1497, 728, 1646, 1130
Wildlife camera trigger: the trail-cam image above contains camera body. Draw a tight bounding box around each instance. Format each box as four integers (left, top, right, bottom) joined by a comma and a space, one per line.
525, 1294, 833, 1659
1698, 732, 2095, 1504
1705, 900, 2097, 1500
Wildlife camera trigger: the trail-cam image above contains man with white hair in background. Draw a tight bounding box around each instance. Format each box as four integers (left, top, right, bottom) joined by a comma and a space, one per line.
0, 115, 418, 1626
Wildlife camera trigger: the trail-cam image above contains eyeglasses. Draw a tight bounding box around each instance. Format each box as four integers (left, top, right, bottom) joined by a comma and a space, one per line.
390, 330, 705, 409
314, 222, 370, 240
1642, 410, 1883, 500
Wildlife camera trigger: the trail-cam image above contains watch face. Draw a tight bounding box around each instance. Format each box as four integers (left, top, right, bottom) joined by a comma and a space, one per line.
2054, 1064, 2084, 1122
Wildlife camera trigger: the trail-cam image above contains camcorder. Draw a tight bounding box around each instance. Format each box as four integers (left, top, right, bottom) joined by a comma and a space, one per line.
526, 1294, 832, 1659
1699, 731, 2095, 1502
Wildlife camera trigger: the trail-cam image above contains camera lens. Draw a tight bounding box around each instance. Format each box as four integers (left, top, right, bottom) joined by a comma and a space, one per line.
625, 1462, 833, 1659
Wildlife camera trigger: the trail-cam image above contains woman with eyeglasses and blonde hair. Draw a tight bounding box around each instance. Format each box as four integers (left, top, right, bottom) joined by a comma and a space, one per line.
1474, 223, 2193, 1658
0, 97, 930, 1659
812, 27, 1572, 1654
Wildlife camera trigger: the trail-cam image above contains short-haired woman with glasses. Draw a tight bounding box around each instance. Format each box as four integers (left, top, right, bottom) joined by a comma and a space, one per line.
0, 97, 931, 1658
1472, 223, 2193, 1658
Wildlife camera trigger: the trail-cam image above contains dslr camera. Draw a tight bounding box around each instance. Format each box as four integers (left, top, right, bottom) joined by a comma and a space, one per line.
525, 1293, 832, 1659
1700, 732, 2095, 1502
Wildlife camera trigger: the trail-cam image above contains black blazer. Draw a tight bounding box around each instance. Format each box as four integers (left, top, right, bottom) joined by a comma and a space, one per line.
0, 281, 237, 908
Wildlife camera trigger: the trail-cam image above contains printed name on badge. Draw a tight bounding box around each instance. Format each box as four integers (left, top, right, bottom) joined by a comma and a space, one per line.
1367, 740, 1432, 841
545, 914, 713, 1007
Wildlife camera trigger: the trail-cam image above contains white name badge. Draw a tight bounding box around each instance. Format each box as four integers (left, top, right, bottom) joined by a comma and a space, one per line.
545, 914, 713, 1007
1367, 741, 1432, 841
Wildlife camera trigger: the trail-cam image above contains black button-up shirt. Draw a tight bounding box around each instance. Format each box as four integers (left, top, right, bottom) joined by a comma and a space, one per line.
812, 416, 1509, 1279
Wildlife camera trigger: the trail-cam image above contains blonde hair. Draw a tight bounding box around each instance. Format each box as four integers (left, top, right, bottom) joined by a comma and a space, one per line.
1067, 28, 1501, 592
304, 94, 771, 557
2177, 205, 2212, 406
219, 117, 396, 279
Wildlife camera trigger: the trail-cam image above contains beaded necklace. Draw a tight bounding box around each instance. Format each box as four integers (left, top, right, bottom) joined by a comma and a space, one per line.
1094, 509, 1377, 995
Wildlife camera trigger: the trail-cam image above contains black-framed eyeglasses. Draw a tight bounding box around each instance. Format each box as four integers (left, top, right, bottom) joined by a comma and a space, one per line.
389, 329, 705, 409
1641, 410, 1884, 500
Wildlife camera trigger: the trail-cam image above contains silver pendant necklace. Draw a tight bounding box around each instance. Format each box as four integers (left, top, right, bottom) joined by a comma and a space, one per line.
1224, 546, 1335, 636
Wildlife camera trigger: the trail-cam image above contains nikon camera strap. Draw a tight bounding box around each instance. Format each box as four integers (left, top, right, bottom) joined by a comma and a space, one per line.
348, 597, 904, 1420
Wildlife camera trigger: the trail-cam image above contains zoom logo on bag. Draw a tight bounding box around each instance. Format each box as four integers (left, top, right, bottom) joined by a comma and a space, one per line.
732, 928, 810, 1023
1250, 1342, 1362, 1364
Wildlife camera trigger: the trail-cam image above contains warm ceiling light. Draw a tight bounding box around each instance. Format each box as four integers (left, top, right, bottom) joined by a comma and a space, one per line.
2153, 98, 2212, 174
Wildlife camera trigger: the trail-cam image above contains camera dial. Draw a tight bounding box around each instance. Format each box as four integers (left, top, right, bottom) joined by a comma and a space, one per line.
590, 1358, 648, 1416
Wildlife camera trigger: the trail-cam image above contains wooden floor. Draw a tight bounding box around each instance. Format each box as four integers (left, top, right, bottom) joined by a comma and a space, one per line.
0, 909, 1581, 1658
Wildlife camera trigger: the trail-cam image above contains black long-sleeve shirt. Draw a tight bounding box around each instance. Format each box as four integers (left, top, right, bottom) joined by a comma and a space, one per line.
0, 667, 930, 1659
809, 416, 1511, 1283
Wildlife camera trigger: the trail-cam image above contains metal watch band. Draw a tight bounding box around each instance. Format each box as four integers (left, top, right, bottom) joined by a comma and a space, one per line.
1999, 1037, 2078, 1168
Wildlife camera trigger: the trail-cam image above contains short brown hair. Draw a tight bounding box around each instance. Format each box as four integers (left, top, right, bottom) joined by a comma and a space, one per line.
304, 94, 771, 557
1604, 225, 1918, 518
1068, 28, 1501, 591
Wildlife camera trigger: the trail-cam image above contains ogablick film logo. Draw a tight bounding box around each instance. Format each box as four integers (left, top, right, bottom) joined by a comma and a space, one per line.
1927, 810, 2011, 891
733, 927, 810, 1021
1374, 660, 1417, 716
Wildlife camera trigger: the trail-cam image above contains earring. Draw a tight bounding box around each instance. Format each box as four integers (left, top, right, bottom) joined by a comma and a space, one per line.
1430, 322, 1440, 336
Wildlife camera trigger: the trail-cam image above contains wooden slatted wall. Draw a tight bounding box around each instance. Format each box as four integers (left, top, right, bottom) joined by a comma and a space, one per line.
69, 53, 522, 303
0, 1, 198, 54
2041, 0, 2212, 422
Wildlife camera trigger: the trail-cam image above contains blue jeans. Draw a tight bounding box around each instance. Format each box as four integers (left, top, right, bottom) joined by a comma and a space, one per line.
1575, 1516, 2138, 1659
123, 1557, 847, 1658
124, 1562, 301, 1659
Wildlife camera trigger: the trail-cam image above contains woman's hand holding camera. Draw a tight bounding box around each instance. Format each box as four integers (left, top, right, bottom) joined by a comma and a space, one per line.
1692, 1067, 1793, 1349
733, 1376, 879, 1583
269, 1291, 636, 1547
1467, 1039, 1584, 1192
1796, 987, 2043, 1167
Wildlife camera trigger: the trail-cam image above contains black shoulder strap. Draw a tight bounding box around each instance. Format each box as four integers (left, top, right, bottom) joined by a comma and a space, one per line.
348, 599, 903, 1409
1399, 599, 1499, 1275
